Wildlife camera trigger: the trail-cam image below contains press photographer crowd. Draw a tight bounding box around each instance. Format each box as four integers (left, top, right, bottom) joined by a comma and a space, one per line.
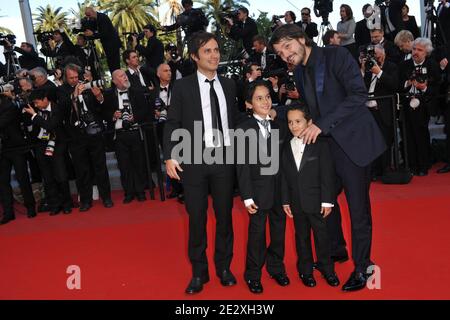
1, 0, 450, 293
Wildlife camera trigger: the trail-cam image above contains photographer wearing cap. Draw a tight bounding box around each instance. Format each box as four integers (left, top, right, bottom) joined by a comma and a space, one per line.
59, 63, 113, 212
398, 37, 441, 176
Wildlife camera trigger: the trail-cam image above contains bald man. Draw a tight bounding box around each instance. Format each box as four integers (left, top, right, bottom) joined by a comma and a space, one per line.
103, 70, 154, 202
84, 7, 121, 73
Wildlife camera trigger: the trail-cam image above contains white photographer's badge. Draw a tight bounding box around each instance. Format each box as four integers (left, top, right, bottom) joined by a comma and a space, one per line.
410, 98, 420, 110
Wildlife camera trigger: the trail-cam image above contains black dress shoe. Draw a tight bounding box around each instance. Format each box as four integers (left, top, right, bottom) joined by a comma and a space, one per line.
437, 164, 450, 174
185, 276, 209, 294
342, 272, 368, 292
123, 195, 134, 204
246, 279, 263, 294
218, 270, 237, 287
417, 170, 428, 177
49, 208, 61, 216
0, 215, 15, 225
79, 203, 92, 212
323, 273, 340, 287
332, 254, 349, 263
167, 191, 179, 199
27, 208, 37, 218
177, 194, 185, 204
271, 273, 290, 286
103, 199, 114, 208
63, 207, 72, 214
136, 193, 146, 202
300, 274, 316, 287
37, 203, 50, 213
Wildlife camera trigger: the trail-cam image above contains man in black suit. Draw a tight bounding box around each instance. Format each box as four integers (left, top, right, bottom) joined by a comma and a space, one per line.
164, 32, 239, 294
249, 35, 285, 71
270, 24, 386, 292
4, 41, 46, 71
361, 44, 399, 178
227, 7, 258, 56
355, 4, 372, 50
437, 0, 450, 46
370, 28, 401, 64
380, 0, 406, 41
40, 30, 76, 67
0, 97, 36, 225
29, 67, 57, 91
85, 7, 122, 73
132, 24, 164, 74
123, 49, 155, 90
59, 63, 113, 212
73, 34, 100, 80
23, 88, 73, 215
103, 70, 152, 203
398, 38, 441, 176
236, 80, 290, 294
296, 8, 318, 41
394, 30, 414, 61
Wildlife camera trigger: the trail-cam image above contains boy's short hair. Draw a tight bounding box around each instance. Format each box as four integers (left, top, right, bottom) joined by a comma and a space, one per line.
245, 80, 271, 104
286, 102, 312, 122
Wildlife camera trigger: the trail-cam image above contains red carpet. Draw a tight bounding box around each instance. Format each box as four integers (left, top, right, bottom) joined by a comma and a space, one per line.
1, 164, 450, 300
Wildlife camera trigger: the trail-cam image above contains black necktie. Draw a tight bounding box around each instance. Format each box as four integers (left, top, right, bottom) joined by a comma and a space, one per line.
118, 91, 128, 96
205, 79, 223, 138
160, 87, 168, 92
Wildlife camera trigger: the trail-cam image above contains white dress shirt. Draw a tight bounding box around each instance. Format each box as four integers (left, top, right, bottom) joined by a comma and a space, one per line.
115, 90, 133, 130
197, 71, 231, 148
32, 104, 52, 140
128, 67, 146, 87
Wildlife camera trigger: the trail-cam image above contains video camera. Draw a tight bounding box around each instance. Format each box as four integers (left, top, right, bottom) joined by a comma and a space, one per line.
0, 34, 16, 46
218, 5, 239, 25
313, 0, 333, 23
73, 17, 98, 34
123, 31, 145, 43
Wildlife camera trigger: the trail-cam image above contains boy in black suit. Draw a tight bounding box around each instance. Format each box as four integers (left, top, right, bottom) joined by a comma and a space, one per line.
236, 80, 289, 294
281, 104, 340, 288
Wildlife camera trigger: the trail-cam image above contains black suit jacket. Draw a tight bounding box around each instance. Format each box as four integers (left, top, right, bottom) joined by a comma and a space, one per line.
295, 21, 318, 40
0, 99, 28, 154
381, 0, 406, 39
380, 39, 402, 65
15, 47, 47, 71
229, 18, 258, 54
364, 60, 399, 127
40, 32, 76, 62
355, 19, 371, 49
236, 117, 287, 210
96, 12, 121, 51
437, 3, 450, 46
103, 86, 154, 125
136, 37, 164, 71
280, 138, 335, 213
163, 73, 241, 179
125, 68, 155, 90
28, 99, 69, 144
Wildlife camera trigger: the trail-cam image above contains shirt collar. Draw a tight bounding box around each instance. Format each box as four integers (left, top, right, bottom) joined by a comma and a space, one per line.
43, 103, 52, 112
253, 114, 271, 122
291, 136, 304, 144
128, 67, 140, 75
197, 70, 219, 84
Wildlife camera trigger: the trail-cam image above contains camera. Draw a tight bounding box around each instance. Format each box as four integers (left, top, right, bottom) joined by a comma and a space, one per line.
121, 100, 134, 130
410, 66, 428, 84
218, 5, 239, 24
123, 32, 145, 43
285, 71, 296, 91
45, 140, 55, 157
360, 45, 377, 70
84, 79, 105, 90
77, 111, 103, 135
73, 18, 98, 34
154, 97, 168, 123
0, 33, 16, 46
272, 15, 284, 24
314, 0, 333, 22
33, 31, 54, 43
165, 43, 179, 60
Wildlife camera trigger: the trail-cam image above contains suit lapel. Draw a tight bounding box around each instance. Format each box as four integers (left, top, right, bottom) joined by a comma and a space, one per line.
314, 47, 326, 99
219, 76, 234, 127
298, 143, 313, 173
191, 73, 204, 124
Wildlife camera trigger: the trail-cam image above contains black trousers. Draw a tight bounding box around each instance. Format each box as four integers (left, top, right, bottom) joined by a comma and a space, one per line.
34, 142, 72, 210
370, 109, 394, 176
444, 103, 450, 163
292, 207, 334, 276
103, 45, 121, 73
327, 138, 373, 273
182, 163, 234, 278
25, 151, 42, 183
0, 152, 35, 215
405, 106, 431, 172
114, 130, 146, 197
69, 134, 111, 204
244, 206, 286, 281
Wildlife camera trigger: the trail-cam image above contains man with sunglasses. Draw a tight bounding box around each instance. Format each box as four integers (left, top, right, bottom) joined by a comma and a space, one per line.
296, 8, 319, 41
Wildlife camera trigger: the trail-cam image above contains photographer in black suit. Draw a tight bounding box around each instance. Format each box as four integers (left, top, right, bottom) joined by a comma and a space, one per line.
103, 70, 152, 203
84, 7, 122, 73
39, 30, 76, 67
355, 4, 372, 50
3, 41, 46, 71
59, 63, 113, 212
361, 44, 399, 178
227, 7, 258, 56
0, 96, 36, 225
296, 8, 318, 41
23, 88, 73, 215
123, 49, 155, 90
370, 28, 401, 64
73, 34, 100, 80
131, 24, 164, 73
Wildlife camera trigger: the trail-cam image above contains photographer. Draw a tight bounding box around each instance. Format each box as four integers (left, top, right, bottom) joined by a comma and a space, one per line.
296, 8, 318, 41
278, 63, 300, 107
22, 88, 73, 215
394, 30, 414, 61
399, 38, 441, 176
323, 30, 342, 47
227, 7, 258, 56
249, 35, 285, 71
103, 70, 152, 203
84, 7, 122, 73
370, 28, 401, 64
355, 4, 373, 50
379, 0, 406, 41
163, 0, 208, 43
360, 44, 399, 178
39, 30, 76, 67
58, 63, 113, 212
132, 24, 164, 73
165, 43, 195, 81
3, 41, 46, 71
29, 67, 56, 91
73, 34, 100, 80
123, 49, 156, 90
0, 95, 36, 225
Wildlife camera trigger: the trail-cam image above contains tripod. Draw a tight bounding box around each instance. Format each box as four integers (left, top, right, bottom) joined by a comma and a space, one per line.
3, 46, 21, 79
85, 38, 103, 81
317, 15, 333, 47
423, 0, 447, 47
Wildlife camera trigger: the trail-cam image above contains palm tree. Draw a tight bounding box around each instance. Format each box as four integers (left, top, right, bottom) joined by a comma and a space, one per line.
0, 9, 13, 34
160, 0, 184, 54
33, 5, 69, 32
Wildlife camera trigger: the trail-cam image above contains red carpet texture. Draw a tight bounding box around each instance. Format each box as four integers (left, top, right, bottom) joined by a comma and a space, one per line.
1, 164, 450, 300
